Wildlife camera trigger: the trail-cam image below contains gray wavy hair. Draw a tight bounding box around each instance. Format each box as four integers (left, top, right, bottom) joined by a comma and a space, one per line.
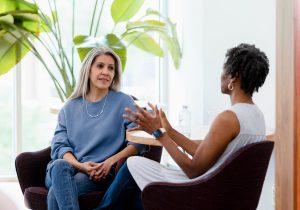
69, 47, 122, 100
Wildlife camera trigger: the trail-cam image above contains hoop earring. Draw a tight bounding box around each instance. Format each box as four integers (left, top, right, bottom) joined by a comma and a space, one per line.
110, 80, 114, 88
228, 80, 234, 91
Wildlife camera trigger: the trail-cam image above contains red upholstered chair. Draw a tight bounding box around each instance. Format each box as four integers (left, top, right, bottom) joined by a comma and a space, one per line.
15, 145, 162, 210
142, 140, 274, 210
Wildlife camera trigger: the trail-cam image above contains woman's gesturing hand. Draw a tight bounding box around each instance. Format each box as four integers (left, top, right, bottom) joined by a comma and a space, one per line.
123, 102, 162, 134
159, 110, 173, 133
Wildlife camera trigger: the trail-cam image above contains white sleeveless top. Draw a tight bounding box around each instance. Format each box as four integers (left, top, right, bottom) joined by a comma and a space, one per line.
127, 103, 266, 190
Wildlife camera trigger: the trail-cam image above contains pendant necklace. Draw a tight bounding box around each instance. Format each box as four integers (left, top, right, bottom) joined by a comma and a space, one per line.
85, 93, 108, 118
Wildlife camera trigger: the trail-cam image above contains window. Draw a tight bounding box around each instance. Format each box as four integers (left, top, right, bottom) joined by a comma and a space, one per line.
0, 70, 14, 176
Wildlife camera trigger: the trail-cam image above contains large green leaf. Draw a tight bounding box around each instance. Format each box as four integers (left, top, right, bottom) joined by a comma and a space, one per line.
0, 0, 38, 14
0, 29, 6, 37
0, 22, 14, 31
135, 26, 181, 69
126, 20, 166, 31
146, 9, 180, 41
15, 0, 38, 12
73, 35, 94, 60
8, 13, 51, 33
0, 31, 31, 75
38, 14, 52, 32
73, 35, 89, 45
22, 21, 40, 33
142, 9, 182, 69
111, 0, 145, 24
76, 47, 93, 61
0, 0, 16, 14
0, 14, 14, 24
123, 31, 164, 57
74, 34, 127, 71
145, 8, 160, 16
105, 34, 127, 71
12, 13, 39, 22
157, 30, 181, 69
52, 11, 58, 24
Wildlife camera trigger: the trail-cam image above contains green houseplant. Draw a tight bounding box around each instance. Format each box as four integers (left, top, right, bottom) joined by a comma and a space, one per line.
0, 0, 182, 102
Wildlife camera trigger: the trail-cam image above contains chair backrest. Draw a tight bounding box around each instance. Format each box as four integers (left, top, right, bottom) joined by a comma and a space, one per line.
142, 140, 274, 210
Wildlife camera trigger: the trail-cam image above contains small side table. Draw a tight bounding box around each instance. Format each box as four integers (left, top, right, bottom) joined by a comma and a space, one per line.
126, 131, 162, 146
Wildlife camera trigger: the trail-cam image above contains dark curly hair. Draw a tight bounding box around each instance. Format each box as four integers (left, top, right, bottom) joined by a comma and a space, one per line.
223, 43, 269, 96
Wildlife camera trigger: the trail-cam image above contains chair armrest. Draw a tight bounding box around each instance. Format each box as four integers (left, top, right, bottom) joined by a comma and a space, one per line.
143, 145, 162, 162
114, 157, 127, 174
142, 181, 210, 210
15, 147, 51, 194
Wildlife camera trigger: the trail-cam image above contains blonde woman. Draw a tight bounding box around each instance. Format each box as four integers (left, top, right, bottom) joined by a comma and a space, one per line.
45, 47, 146, 210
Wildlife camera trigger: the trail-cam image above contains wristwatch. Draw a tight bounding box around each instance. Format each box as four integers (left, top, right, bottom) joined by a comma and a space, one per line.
152, 128, 164, 139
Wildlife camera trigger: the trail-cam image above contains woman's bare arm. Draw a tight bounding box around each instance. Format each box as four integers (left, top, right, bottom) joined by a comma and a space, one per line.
160, 110, 239, 178
164, 126, 200, 156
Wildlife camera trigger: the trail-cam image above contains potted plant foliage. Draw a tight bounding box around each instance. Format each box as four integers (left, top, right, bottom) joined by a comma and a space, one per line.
0, 0, 181, 102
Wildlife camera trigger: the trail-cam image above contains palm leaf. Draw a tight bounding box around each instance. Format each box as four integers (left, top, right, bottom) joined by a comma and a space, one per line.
74, 34, 127, 71
111, 0, 145, 24
123, 31, 164, 57
0, 31, 31, 75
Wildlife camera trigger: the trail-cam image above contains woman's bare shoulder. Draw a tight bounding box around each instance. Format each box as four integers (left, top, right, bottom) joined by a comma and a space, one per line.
208, 110, 240, 141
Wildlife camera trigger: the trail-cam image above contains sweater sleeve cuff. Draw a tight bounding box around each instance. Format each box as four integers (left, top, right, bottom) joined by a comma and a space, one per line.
58, 148, 74, 159
127, 141, 149, 155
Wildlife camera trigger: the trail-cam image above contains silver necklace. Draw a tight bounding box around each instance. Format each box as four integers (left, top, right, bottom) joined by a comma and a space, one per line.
85, 93, 108, 118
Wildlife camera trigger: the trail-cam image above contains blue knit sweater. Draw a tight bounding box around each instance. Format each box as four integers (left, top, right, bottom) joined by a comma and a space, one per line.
50, 90, 146, 163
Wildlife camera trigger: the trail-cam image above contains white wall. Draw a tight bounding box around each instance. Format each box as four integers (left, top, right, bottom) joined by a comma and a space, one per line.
167, 0, 275, 129
165, 0, 276, 209
201, 0, 276, 130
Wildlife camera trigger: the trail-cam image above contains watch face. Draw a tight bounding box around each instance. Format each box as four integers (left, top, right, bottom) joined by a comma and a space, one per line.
153, 129, 163, 139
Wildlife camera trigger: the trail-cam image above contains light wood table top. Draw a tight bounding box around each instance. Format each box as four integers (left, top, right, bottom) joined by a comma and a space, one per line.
126, 131, 162, 146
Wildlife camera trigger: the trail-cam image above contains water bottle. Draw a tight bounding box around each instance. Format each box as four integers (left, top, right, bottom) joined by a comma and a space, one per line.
178, 105, 191, 137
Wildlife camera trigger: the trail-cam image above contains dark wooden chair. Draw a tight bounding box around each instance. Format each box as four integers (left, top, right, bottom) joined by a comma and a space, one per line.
15, 145, 162, 210
142, 140, 274, 210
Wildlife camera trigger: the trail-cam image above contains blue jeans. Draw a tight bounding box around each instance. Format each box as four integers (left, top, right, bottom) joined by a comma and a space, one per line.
45, 159, 112, 210
94, 162, 143, 210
